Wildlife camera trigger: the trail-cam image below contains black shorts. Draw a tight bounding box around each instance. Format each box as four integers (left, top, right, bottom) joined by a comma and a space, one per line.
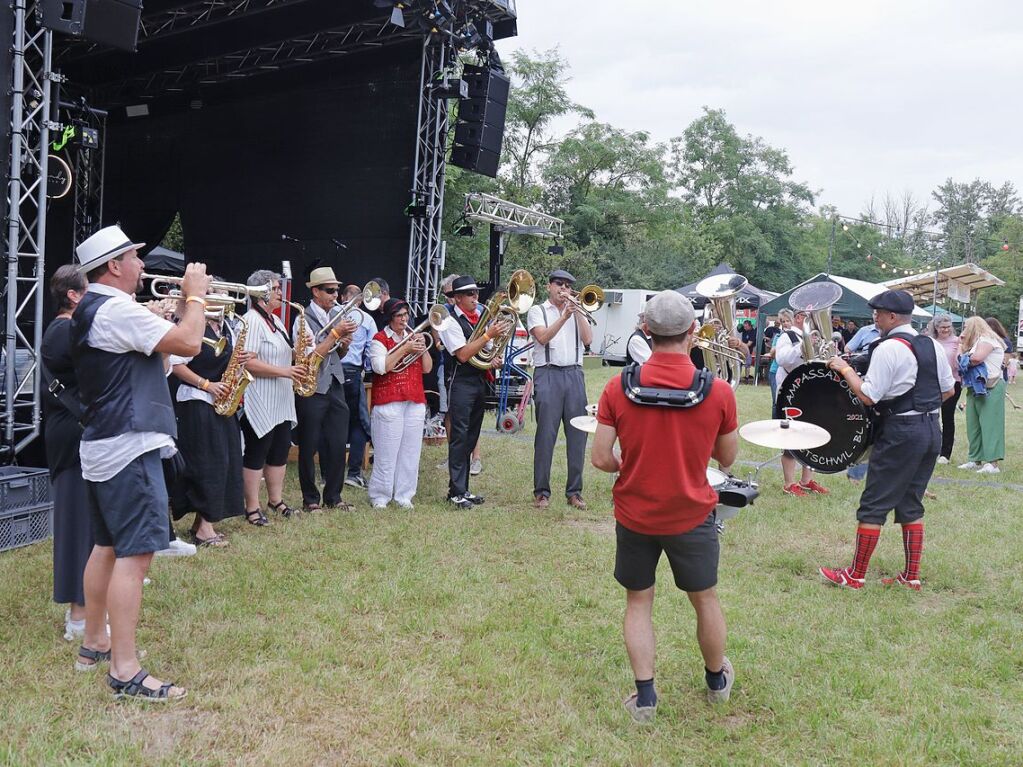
614, 514, 719, 593
85, 449, 170, 558
240, 417, 293, 470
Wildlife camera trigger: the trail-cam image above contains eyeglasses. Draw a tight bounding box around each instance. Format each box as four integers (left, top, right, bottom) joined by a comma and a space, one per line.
270, 285, 283, 293
552, 280, 571, 288
317, 286, 339, 295
393, 312, 410, 319
459, 290, 479, 296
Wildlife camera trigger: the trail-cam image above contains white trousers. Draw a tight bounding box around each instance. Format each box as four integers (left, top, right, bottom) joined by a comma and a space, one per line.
369, 401, 426, 505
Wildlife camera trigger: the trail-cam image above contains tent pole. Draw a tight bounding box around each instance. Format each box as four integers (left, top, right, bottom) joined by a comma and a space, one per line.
827, 217, 836, 276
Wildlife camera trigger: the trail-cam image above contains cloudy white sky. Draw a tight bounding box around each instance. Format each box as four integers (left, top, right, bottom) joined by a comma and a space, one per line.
498, 0, 1023, 216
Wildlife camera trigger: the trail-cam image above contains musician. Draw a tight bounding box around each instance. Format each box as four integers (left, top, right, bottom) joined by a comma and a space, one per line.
367, 298, 433, 508
340, 284, 376, 490
526, 270, 593, 510
437, 275, 510, 509
169, 304, 249, 546
240, 270, 304, 523
592, 291, 739, 721
821, 289, 954, 590
71, 225, 209, 700
773, 309, 830, 497
625, 312, 652, 365
292, 267, 357, 512
367, 277, 392, 330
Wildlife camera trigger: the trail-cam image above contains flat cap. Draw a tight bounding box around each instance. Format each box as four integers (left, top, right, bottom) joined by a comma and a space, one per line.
868, 289, 915, 314
644, 290, 696, 336
549, 269, 576, 284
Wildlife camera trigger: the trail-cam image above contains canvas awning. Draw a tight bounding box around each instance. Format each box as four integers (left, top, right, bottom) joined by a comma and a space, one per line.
882, 262, 1004, 304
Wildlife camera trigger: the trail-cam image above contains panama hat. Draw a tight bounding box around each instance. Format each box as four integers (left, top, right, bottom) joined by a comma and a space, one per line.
75, 225, 145, 273
306, 266, 340, 288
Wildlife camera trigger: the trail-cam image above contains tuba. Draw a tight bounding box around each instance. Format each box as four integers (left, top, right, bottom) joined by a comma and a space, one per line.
694, 273, 748, 389
788, 282, 843, 361
213, 317, 254, 417
468, 269, 535, 370
289, 302, 320, 397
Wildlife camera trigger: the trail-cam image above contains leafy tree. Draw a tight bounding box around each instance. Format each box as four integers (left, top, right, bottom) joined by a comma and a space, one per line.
931, 178, 1020, 262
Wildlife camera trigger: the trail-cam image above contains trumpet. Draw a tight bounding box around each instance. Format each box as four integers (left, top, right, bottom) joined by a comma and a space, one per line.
144, 273, 273, 306
315, 281, 383, 353
202, 336, 228, 357
565, 284, 604, 326
392, 304, 449, 373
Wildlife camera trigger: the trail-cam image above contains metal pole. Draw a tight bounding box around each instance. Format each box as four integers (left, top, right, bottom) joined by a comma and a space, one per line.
827, 216, 836, 276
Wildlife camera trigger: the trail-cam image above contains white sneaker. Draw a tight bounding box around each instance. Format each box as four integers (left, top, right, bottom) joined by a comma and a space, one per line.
470, 458, 483, 475
63, 610, 85, 642
977, 463, 1001, 474
706, 656, 735, 704
395, 500, 414, 510
936, 456, 949, 465
155, 538, 197, 557
371, 500, 389, 509
957, 461, 980, 470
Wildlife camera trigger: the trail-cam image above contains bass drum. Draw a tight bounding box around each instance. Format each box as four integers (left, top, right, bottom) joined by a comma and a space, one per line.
775, 362, 876, 473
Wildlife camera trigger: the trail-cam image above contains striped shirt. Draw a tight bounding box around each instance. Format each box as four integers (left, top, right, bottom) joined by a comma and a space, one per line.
242, 308, 297, 438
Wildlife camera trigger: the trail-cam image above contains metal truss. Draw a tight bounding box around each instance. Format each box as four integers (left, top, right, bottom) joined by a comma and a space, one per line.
70, 109, 106, 253
463, 193, 563, 237
93, 19, 415, 103
140, 0, 305, 40
3, 1, 54, 459
405, 36, 454, 315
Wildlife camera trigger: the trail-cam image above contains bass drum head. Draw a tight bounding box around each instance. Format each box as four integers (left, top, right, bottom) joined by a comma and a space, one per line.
775, 362, 874, 473
706, 467, 728, 488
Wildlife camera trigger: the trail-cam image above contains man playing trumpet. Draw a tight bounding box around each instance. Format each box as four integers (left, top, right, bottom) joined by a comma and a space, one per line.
526, 269, 593, 510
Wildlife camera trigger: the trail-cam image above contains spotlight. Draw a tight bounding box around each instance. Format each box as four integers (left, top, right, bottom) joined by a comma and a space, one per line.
405, 198, 428, 218
547, 244, 564, 256
454, 222, 475, 237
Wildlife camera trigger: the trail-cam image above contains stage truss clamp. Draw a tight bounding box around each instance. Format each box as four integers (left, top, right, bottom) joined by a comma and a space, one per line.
3, 1, 54, 460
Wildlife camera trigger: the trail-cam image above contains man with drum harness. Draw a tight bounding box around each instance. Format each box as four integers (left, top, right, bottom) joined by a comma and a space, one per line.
592, 291, 739, 722
820, 289, 954, 590
774, 308, 830, 497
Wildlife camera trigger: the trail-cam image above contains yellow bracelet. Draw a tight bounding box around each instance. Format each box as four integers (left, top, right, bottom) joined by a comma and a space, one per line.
199, 378, 209, 391
330, 328, 342, 341
185, 296, 206, 308
839, 366, 852, 376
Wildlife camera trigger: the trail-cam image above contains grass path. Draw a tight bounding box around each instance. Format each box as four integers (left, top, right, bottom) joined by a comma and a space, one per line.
1, 360, 1021, 765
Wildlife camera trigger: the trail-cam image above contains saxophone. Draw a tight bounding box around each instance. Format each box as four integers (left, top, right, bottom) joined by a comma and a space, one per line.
289, 302, 322, 397
213, 317, 254, 417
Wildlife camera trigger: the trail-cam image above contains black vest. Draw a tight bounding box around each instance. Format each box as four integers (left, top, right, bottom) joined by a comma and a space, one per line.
867, 331, 941, 415
186, 325, 232, 382
70, 291, 178, 441
442, 311, 487, 384
625, 330, 651, 365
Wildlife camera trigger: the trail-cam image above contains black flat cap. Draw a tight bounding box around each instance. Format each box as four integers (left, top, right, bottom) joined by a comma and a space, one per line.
868, 289, 915, 314
450, 276, 480, 293
549, 269, 576, 284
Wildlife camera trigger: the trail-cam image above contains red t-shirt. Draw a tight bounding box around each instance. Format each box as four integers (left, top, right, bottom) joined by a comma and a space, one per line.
597, 352, 738, 536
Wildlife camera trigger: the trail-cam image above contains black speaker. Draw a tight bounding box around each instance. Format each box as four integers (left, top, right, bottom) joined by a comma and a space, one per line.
462, 65, 510, 105
454, 120, 504, 154
40, 0, 143, 52
451, 144, 501, 178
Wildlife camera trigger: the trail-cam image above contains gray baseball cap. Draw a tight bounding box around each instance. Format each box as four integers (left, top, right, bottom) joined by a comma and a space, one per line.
644, 290, 696, 336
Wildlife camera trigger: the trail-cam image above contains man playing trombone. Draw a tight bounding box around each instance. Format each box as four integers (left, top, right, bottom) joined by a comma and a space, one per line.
526, 270, 593, 510
293, 266, 357, 511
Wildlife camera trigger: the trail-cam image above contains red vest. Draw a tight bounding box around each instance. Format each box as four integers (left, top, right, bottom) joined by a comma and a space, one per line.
371, 330, 426, 406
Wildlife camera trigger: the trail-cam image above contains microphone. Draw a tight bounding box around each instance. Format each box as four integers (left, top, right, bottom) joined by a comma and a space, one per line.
330, 238, 348, 250
281, 234, 302, 244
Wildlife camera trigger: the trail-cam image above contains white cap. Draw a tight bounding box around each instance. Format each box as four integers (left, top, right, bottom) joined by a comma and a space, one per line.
646, 291, 696, 336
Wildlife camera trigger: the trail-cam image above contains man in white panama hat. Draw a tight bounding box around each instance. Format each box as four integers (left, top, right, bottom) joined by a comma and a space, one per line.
70, 225, 211, 701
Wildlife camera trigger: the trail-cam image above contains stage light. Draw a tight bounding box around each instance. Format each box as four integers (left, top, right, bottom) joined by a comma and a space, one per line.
842, 223, 849, 231
547, 243, 564, 256
454, 222, 475, 237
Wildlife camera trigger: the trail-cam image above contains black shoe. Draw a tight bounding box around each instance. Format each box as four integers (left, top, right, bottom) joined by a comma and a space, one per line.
464, 492, 485, 505
448, 495, 473, 510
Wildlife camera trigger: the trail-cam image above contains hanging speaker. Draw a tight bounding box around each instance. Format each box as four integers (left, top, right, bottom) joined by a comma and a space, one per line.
40, 0, 144, 52
450, 66, 509, 179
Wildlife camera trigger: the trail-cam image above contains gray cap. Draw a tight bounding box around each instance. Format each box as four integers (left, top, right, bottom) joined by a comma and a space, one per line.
868, 289, 915, 314
644, 290, 696, 336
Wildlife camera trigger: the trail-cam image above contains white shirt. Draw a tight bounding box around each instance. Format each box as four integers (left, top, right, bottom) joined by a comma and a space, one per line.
861, 324, 955, 413
78, 283, 177, 482
627, 333, 652, 365
969, 338, 1005, 385
437, 305, 472, 355
773, 325, 806, 388
368, 326, 411, 375
243, 308, 297, 438
527, 300, 583, 367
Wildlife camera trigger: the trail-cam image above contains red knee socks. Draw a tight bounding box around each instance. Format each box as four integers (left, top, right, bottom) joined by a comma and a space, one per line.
901, 522, 924, 581
849, 526, 881, 579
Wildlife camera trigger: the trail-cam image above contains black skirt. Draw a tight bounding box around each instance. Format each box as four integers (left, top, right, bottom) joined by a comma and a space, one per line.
171, 400, 244, 523
51, 467, 92, 605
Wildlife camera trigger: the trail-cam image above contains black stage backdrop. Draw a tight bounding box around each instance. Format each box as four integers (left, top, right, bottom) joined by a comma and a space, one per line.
46, 42, 421, 304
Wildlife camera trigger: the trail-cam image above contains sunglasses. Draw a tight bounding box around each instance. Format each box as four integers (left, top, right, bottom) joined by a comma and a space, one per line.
552, 280, 571, 288
316, 286, 339, 295
458, 290, 479, 296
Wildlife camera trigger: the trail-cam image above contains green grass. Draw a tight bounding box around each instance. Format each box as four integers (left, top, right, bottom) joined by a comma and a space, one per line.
1, 358, 1022, 765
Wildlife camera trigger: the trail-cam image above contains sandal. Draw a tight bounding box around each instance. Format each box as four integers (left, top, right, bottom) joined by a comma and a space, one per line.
107, 668, 187, 702
302, 503, 322, 513
191, 532, 229, 548
245, 509, 270, 527
75, 645, 111, 672
325, 500, 354, 511
269, 500, 299, 519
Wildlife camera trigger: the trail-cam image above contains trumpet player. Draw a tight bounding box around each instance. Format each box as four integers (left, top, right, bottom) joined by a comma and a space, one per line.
526, 270, 592, 510
292, 267, 358, 512
438, 276, 511, 509
366, 298, 433, 508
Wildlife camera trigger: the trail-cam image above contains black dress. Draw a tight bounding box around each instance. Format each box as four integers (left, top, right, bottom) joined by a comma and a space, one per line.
41, 317, 92, 606
171, 324, 244, 523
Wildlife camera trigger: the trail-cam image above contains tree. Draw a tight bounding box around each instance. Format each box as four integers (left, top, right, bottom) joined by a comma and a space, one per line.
931, 178, 1020, 262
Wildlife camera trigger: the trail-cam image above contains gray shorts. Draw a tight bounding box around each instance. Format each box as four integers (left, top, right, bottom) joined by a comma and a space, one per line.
86, 449, 170, 558
614, 514, 719, 592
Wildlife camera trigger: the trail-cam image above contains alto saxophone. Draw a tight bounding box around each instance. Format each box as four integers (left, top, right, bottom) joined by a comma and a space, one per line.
213, 317, 254, 417
289, 302, 322, 397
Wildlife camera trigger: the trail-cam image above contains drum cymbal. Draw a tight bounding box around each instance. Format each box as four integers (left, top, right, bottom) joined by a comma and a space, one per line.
739, 419, 831, 450
570, 415, 598, 434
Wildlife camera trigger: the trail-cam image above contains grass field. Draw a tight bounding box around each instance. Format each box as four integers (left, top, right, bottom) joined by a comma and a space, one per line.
2, 358, 1022, 765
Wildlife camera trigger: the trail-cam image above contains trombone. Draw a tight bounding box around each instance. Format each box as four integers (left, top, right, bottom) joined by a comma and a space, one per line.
144, 273, 273, 307
565, 284, 604, 326
315, 281, 384, 354
392, 304, 449, 372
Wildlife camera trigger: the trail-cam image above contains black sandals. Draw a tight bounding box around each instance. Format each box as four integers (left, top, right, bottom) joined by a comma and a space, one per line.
107, 669, 187, 702
245, 509, 270, 526
269, 500, 298, 519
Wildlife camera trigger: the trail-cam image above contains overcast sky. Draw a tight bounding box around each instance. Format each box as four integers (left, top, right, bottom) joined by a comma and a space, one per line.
498, 0, 1023, 217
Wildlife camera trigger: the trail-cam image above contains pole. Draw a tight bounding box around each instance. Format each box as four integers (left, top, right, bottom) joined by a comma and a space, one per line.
488, 224, 504, 296
827, 216, 836, 276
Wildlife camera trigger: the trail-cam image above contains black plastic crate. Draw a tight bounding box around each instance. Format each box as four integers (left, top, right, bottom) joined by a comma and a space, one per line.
0, 466, 50, 512
0, 503, 53, 553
